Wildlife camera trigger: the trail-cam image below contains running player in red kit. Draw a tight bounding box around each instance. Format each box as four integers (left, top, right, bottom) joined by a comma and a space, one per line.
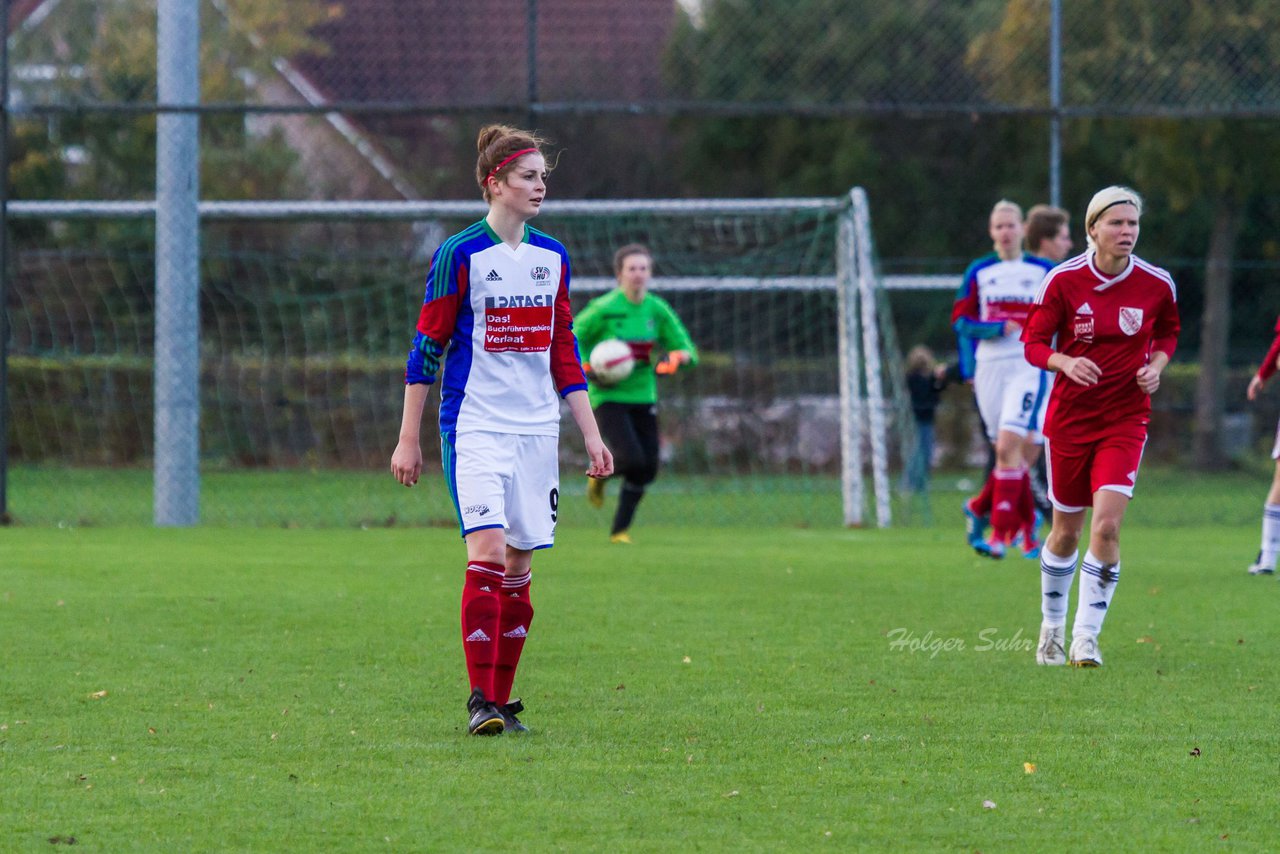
1244, 316, 1280, 575
1021, 186, 1180, 668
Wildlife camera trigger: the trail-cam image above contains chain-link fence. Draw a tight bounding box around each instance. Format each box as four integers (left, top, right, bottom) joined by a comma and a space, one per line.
6, 0, 1280, 525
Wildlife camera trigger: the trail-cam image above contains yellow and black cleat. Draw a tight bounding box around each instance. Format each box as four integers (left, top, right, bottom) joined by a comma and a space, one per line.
587, 476, 605, 509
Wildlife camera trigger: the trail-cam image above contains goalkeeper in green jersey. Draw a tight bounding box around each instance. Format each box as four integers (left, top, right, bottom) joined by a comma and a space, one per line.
574, 244, 698, 543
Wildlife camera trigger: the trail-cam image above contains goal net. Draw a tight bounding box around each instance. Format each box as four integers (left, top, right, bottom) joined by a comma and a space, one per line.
5, 193, 909, 528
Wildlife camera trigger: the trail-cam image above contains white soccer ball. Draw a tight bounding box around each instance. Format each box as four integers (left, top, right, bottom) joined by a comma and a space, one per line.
589, 338, 635, 386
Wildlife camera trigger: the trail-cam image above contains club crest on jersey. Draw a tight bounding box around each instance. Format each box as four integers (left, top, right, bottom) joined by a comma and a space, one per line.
1119, 306, 1143, 336
530, 265, 552, 282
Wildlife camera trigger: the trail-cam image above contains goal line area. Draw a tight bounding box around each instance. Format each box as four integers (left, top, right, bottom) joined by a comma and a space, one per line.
6, 193, 910, 527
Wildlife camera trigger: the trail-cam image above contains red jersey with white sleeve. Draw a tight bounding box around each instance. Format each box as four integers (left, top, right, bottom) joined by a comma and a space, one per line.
407, 219, 587, 437
1256, 315, 1280, 381
1022, 251, 1180, 443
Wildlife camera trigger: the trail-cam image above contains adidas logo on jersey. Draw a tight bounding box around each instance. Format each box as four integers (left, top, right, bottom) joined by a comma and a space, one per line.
1075, 302, 1093, 315
486, 269, 503, 281
465, 628, 491, 642
502, 625, 528, 639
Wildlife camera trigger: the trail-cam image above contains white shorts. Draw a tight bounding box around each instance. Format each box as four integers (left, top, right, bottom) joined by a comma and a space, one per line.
1272, 418, 1280, 460
974, 358, 1049, 443
442, 430, 560, 550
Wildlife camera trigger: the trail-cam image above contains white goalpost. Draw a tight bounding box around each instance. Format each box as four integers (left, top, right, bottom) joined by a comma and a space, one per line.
8, 191, 907, 527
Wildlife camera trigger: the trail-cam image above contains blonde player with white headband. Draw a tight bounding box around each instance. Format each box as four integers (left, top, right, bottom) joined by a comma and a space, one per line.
1021, 186, 1180, 668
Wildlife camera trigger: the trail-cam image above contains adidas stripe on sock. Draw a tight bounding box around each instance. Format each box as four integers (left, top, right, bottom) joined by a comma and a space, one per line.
1260, 502, 1280, 569
493, 570, 533, 706
1039, 546, 1078, 627
461, 561, 505, 698
1073, 551, 1120, 637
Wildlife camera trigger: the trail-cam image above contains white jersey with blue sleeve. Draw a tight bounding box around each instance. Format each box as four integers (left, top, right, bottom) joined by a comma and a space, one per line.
404, 220, 587, 437
951, 253, 1055, 363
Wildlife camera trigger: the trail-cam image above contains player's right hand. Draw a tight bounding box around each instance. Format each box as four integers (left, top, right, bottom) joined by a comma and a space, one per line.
585, 437, 614, 479
1060, 355, 1101, 387
1248, 374, 1265, 401
391, 440, 423, 487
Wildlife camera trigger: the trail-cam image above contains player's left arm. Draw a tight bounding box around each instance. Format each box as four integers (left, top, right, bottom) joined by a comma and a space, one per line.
565, 389, 613, 478
1136, 290, 1181, 394
549, 259, 589, 396
656, 297, 698, 368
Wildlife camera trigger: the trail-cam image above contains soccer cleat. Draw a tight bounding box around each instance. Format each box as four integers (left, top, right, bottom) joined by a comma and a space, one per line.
1035, 623, 1066, 666
1068, 633, 1103, 668
467, 688, 504, 736
963, 501, 989, 553
587, 477, 605, 509
609, 531, 633, 544
977, 535, 1005, 560
1021, 516, 1043, 560
498, 699, 529, 734
1247, 552, 1274, 575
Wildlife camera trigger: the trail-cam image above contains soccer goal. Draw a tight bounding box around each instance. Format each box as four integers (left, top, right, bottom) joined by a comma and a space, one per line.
6, 190, 909, 528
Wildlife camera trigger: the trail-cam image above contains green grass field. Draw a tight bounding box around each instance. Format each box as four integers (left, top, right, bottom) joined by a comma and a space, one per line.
2, 467, 1277, 850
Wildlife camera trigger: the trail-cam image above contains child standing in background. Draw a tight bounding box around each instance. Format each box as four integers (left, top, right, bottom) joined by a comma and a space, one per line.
905, 344, 958, 500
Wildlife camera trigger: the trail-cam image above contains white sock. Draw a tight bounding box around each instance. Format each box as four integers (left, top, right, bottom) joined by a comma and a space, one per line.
1073, 551, 1120, 637
1260, 503, 1280, 568
1039, 546, 1078, 627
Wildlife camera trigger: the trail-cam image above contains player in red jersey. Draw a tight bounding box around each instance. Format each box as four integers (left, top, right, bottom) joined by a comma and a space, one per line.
1244, 316, 1280, 575
1021, 186, 1180, 668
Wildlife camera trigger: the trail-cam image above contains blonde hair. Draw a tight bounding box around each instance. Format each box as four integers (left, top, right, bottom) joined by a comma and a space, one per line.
991, 199, 1023, 221
905, 344, 937, 375
1085, 186, 1143, 249
475, 124, 552, 202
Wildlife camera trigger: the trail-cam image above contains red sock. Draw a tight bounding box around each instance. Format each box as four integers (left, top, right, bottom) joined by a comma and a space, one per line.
990, 467, 1023, 542
969, 472, 995, 517
1018, 468, 1036, 527
460, 561, 504, 699
493, 571, 533, 706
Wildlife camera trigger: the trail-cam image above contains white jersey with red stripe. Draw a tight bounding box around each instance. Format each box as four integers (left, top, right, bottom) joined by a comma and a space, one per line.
952, 252, 1055, 363
409, 219, 587, 437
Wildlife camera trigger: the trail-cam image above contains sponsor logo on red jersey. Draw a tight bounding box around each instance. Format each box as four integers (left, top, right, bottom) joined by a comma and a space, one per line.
1073, 314, 1094, 343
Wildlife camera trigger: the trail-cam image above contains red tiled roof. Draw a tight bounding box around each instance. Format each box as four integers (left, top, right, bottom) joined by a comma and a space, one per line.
293, 0, 676, 105
9, 0, 52, 32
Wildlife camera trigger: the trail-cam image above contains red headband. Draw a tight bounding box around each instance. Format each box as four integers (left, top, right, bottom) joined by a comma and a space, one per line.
485, 148, 539, 185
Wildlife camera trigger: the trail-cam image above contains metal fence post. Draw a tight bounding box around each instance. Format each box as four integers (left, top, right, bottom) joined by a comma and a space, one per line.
0, 0, 10, 524
1049, 0, 1062, 208
154, 0, 200, 526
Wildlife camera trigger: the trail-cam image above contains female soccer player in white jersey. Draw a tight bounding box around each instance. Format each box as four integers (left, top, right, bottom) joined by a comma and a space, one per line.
1022, 186, 1180, 668
1243, 317, 1280, 575
953, 200, 1055, 558
390, 125, 613, 735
